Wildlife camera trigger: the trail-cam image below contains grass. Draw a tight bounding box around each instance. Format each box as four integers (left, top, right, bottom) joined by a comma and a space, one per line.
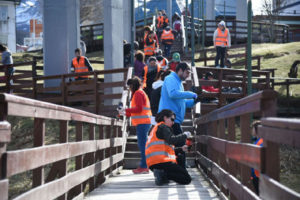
195, 42, 300, 97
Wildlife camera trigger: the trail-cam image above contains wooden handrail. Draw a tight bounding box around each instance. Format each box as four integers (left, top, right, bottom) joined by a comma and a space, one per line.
0, 93, 126, 199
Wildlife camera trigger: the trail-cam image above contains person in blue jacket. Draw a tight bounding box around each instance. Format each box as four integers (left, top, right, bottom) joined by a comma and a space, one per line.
158, 62, 198, 168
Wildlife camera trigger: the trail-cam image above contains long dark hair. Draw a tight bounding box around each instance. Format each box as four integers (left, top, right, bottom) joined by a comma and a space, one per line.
127, 76, 142, 94
0, 44, 8, 52
155, 109, 175, 123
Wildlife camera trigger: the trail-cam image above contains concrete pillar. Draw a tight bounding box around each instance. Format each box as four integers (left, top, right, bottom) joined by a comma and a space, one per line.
205, 0, 215, 20
167, 0, 172, 25
123, 0, 132, 43
104, 0, 124, 104
236, 0, 247, 21
43, 0, 80, 87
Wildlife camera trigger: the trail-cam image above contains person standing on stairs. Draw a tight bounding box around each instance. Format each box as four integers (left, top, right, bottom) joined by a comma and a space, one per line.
213, 21, 231, 68
119, 77, 152, 174
161, 26, 175, 58
158, 62, 200, 168
156, 49, 168, 70
146, 109, 192, 186
142, 57, 161, 100
144, 31, 158, 61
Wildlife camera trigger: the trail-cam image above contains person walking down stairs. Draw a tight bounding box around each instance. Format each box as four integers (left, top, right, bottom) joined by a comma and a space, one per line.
161, 26, 175, 58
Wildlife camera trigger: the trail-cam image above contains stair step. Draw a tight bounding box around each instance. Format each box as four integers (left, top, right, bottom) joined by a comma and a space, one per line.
126, 142, 139, 151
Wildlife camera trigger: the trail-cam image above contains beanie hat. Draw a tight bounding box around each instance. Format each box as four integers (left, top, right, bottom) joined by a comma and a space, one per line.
219, 21, 226, 27
172, 52, 180, 62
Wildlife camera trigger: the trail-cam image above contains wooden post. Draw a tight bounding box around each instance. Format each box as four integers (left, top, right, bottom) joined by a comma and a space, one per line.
57, 120, 68, 200
97, 125, 106, 185
74, 122, 83, 195
32, 59, 37, 99
32, 118, 45, 188
240, 114, 251, 188
94, 72, 99, 114
0, 121, 10, 200
89, 124, 96, 192
61, 75, 66, 105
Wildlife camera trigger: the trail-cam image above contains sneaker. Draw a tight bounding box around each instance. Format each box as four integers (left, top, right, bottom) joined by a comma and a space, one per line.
132, 167, 149, 174
153, 169, 169, 186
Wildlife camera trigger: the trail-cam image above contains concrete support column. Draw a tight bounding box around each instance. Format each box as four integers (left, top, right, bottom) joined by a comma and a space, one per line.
43, 0, 80, 87
123, 0, 132, 43
236, 0, 247, 21
205, 0, 215, 20
104, 0, 124, 104
167, 0, 172, 25
7, 2, 16, 53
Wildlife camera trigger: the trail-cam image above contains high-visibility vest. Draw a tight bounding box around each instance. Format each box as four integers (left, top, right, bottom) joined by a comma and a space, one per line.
157, 16, 164, 28
145, 122, 177, 167
215, 28, 229, 47
252, 138, 263, 179
161, 30, 174, 44
144, 38, 156, 56
143, 65, 161, 88
130, 89, 152, 126
144, 33, 148, 45
72, 56, 89, 78
158, 58, 167, 69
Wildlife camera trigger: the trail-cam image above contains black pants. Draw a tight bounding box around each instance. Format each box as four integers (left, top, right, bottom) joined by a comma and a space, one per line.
172, 123, 186, 168
252, 177, 259, 195
215, 46, 226, 68
150, 162, 191, 185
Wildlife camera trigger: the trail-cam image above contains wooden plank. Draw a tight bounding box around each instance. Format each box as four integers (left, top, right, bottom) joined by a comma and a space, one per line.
13, 153, 123, 200
261, 117, 300, 131
0, 121, 11, 142
259, 174, 300, 200
99, 81, 124, 89
99, 93, 122, 100
32, 118, 45, 188
0, 179, 8, 200
6, 138, 123, 177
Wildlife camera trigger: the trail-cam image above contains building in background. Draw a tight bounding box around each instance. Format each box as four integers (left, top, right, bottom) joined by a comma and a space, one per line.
0, 0, 20, 53
24, 19, 43, 50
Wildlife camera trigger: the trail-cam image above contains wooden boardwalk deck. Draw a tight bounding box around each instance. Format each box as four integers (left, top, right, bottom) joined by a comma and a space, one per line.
85, 168, 220, 200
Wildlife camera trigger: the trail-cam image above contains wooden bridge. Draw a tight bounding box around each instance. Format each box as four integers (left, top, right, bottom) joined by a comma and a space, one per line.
1, 72, 300, 199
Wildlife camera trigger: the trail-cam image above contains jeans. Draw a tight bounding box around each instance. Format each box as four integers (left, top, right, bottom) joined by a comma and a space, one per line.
150, 162, 191, 185
136, 124, 151, 168
215, 46, 226, 68
163, 44, 172, 58
172, 123, 186, 168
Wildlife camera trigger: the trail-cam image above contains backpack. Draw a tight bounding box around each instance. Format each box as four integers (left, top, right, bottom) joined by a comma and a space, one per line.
174, 21, 181, 32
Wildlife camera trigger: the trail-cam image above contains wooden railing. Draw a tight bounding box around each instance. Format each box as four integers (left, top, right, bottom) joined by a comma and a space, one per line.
194, 90, 300, 199
0, 59, 43, 98
33, 67, 133, 116
195, 66, 271, 114
184, 17, 289, 44
0, 93, 128, 200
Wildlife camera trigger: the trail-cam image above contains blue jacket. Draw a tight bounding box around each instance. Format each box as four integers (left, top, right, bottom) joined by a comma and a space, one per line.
158, 72, 195, 124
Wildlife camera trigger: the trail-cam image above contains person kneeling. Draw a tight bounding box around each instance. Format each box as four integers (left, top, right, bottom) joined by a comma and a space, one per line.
145, 109, 192, 186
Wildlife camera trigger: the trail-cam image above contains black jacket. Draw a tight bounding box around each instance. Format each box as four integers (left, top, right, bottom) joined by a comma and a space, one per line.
156, 124, 187, 147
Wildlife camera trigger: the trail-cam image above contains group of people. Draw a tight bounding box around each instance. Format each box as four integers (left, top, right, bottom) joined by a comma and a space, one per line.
119, 61, 200, 186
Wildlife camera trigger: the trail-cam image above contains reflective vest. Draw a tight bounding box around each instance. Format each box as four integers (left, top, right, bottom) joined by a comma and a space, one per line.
72, 56, 89, 78
161, 30, 174, 44
130, 89, 152, 126
158, 58, 167, 69
157, 16, 164, 28
252, 138, 263, 179
143, 65, 161, 88
215, 28, 229, 47
144, 33, 148, 45
144, 38, 156, 56
145, 122, 177, 167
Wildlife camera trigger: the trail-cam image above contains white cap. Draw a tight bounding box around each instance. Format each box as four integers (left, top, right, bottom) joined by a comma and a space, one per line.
219, 21, 226, 27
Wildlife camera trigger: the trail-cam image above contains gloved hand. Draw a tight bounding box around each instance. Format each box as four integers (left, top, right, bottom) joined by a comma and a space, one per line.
183, 131, 192, 138
118, 108, 126, 116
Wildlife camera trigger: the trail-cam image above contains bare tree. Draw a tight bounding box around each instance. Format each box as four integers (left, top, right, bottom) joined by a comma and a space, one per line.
261, 0, 286, 42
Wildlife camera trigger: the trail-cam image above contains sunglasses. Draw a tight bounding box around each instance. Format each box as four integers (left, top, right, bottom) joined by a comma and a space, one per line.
171, 118, 175, 122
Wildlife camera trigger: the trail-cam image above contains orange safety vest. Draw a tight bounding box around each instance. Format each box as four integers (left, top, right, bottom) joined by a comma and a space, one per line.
143, 65, 161, 88
144, 33, 148, 44
72, 56, 89, 78
215, 28, 229, 47
130, 89, 152, 126
145, 122, 177, 167
157, 16, 164, 28
158, 58, 167, 69
144, 38, 156, 56
254, 138, 263, 178
161, 30, 174, 44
